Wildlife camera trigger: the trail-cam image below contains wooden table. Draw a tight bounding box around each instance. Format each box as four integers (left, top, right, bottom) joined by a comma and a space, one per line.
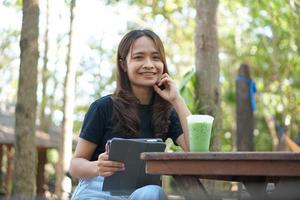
140, 152, 300, 200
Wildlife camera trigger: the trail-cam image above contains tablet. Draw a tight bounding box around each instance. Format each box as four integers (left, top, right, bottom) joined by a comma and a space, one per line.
102, 138, 166, 195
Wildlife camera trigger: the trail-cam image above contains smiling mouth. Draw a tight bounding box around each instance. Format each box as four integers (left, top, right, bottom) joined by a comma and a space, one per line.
139, 72, 157, 76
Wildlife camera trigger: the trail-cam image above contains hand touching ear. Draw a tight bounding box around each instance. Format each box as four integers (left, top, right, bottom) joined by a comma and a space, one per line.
153, 73, 180, 104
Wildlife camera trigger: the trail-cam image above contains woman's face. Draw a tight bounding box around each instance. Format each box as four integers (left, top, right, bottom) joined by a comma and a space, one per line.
126, 36, 164, 91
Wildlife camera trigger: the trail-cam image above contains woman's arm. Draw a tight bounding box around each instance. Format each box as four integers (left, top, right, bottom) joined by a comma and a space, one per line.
283, 135, 300, 153
154, 73, 191, 152
172, 96, 191, 152
69, 138, 98, 179
70, 138, 124, 179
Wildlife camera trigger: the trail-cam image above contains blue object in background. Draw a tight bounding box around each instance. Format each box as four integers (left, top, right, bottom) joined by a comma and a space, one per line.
236, 75, 257, 112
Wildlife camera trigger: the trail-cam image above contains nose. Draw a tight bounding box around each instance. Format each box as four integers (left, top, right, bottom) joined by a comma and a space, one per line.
142, 58, 154, 69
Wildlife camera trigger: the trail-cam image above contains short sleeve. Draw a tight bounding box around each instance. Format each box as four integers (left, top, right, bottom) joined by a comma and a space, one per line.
79, 96, 111, 145
167, 109, 183, 145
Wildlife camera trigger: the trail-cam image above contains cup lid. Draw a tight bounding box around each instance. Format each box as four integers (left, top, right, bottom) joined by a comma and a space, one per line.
187, 115, 214, 123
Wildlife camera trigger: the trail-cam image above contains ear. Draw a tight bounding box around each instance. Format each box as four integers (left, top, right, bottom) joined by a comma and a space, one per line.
119, 59, 127, 72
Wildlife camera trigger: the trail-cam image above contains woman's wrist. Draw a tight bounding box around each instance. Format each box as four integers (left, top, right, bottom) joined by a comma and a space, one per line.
70, 158, 99, 179
171, 96, 191, 118
171, 96, 186, 110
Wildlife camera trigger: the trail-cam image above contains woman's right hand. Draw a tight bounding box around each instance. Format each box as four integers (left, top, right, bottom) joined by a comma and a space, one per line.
97, 152, 125, 177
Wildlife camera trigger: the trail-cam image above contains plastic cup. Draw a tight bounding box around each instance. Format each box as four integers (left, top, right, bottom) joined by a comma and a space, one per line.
187, 115, 214, 152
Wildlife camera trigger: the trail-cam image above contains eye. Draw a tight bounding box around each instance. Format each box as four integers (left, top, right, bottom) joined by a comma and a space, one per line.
152, 55, 161, 60
133, 55, 143, 60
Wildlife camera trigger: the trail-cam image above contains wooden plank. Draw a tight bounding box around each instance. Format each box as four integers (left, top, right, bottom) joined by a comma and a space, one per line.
36, 148, 47, 197
0, 144, 4, 195
4, 145, 13, 195
141, 152, 300, 161
144, 160, 300, 177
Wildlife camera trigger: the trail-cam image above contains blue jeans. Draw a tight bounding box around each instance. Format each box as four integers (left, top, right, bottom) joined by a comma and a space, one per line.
71, 176, 168, 200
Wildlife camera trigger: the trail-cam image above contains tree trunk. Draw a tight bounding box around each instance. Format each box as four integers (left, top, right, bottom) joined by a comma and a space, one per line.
36, 1, 50, 198
12, 0, 39, 199
264, 114, 279, 150
236, 64, 254, 151
40, 0, 50, 131
55, 0, 76, 198
195, 0, 221, 151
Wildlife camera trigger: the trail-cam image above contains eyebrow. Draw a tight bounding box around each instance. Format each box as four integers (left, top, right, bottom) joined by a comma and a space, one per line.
131, 51, 160, 55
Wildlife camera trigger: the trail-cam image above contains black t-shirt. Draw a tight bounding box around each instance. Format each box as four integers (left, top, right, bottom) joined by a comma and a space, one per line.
80, 95, 183, 161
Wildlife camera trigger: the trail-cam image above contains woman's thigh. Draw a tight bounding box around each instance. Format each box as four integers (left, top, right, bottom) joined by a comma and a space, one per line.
71, 176, 128, 200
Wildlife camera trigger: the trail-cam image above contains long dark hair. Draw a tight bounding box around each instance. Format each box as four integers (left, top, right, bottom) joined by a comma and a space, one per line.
112, 29, 172, 138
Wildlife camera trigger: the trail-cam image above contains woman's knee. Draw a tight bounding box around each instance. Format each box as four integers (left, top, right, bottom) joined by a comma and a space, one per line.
129, 185, 167, 200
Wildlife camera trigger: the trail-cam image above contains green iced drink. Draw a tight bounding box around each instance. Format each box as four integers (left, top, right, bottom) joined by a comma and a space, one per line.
187, 115, 214, 152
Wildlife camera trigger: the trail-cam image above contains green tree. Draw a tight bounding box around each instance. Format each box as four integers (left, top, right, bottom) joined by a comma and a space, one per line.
220, 0, 300, 150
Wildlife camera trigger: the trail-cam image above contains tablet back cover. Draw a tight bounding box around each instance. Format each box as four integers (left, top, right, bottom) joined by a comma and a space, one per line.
102, 138, 166, 195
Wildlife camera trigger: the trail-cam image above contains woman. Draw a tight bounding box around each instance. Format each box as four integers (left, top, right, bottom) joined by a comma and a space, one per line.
70, 29, 191, 200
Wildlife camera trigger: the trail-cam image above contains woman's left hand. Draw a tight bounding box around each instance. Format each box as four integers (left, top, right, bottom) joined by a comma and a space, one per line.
153, 73, 180, 104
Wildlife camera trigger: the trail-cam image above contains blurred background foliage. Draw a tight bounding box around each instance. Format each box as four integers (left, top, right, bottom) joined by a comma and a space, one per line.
1, 0, 300, 163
